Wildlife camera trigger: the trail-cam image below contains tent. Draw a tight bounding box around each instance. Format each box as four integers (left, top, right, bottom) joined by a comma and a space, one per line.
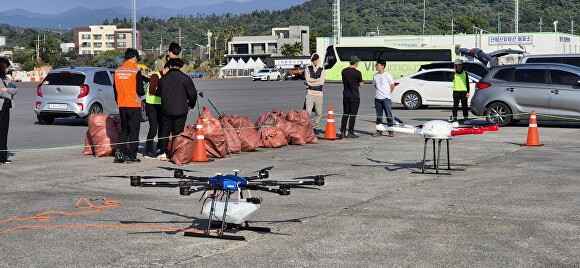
220, 58, 241, 77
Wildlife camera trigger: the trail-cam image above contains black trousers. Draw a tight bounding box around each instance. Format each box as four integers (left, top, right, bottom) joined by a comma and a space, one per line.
452, 91, 469, 120
118, 108, 141, 159
341, 96, 360, 132
0, 108, 9, 161
159, 115, 187, 154
145, 103, 163, 153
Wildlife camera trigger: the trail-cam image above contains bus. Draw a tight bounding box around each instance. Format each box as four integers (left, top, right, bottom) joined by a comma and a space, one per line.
323, 45, 459, 81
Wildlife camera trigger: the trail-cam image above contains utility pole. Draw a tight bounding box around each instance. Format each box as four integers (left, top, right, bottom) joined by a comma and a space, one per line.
514, 0, 519, 33
539, 17, 543, 33
333, 0, 341, 45
572, 20, 575, 35
451, 17, 455, 45
132, 0, 137, 49
422, 0, 426, 36
207, 30, 212, 61
159, 35, 163, 55
176, 27, 185, 57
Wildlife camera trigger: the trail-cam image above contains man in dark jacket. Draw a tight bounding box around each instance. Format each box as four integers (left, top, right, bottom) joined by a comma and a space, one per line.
156, 58, 197, 161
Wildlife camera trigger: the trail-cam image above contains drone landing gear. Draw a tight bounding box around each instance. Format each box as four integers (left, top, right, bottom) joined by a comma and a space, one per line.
419, 138, 455, 175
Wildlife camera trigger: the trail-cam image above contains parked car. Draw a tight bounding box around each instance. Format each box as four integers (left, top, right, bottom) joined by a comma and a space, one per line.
34, 67, 120, 125
392, 68, 481, 110
520, 54, 580, 68
419, 61, 489, 78
285, 67, 306, 80
471, 63, 580, 126
252, 68, 282, 81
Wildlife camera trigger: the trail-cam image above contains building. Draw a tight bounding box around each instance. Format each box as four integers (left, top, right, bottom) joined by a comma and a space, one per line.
317, 32, 580, 64
74, 25, 141, 55
226, 26, 310, 66
60, 43, 75, 53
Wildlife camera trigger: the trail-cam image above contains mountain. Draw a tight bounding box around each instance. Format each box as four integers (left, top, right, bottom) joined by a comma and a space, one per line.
0, 0, 307, 29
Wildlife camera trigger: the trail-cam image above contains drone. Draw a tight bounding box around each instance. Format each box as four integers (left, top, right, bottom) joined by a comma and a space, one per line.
129, 167, 327, 240
377, 120, 499, 174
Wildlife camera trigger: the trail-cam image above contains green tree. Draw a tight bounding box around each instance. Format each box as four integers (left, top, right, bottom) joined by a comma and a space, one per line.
93, 50, 125, 68
281, 42, 303, 57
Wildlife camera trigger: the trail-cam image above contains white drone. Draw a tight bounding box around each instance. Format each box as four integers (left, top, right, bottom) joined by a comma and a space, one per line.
376, 120, 499, 174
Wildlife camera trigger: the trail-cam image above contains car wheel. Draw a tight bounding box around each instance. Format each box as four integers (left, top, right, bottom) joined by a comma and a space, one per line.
37, 115, 55, 125
485, 102, 512, 127
140, 101, 148, 122
267, 76, 270, 81
402, 91, 422, 110
277, 75, 281, 81
84, 103, 103, 125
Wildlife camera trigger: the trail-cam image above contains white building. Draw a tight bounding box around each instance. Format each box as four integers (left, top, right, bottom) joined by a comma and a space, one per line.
74, 25, 141, 55
317, 32, 580, 64
226, 26, 310, 63
60, 43, 75, 53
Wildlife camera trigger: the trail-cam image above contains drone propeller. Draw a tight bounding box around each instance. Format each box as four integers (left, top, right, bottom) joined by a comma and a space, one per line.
105, 175, 170, 180
291, 173, 341, 180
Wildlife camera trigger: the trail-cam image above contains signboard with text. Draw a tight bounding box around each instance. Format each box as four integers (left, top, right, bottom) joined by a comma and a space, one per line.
489, 36, 533, 45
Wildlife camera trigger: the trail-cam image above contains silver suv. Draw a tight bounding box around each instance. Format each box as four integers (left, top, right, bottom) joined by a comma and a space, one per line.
34, 67, 118, 125
471, 63, 580, 126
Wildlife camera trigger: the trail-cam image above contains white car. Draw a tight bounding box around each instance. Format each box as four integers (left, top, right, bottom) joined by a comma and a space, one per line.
392, 68, 481, 110
252, 68, 282, 81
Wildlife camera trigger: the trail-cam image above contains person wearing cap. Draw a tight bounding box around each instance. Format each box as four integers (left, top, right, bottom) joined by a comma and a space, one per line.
339, 55, 364, 138
113, 48, 145, 164
452, 59, 471, 123
303, 53, 325, 135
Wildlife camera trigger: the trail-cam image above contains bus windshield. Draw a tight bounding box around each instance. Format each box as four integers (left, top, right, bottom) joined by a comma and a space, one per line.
323, 45, 457, 81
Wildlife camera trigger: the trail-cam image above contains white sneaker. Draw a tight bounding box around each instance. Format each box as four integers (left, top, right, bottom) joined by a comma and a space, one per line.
157, 153, 168, 161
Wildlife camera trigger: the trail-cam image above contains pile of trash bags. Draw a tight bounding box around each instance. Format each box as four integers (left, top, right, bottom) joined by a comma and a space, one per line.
83, 108, 318, 165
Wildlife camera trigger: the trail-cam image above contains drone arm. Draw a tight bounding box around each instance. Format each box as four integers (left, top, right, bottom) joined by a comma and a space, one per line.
131, 180, 180, 188
451, 125, 499, 136
385, 126, 423, 136
241, 184, 290, 195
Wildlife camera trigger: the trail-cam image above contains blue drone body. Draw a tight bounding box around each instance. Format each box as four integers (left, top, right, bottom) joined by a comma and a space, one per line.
208, 174, 248, 191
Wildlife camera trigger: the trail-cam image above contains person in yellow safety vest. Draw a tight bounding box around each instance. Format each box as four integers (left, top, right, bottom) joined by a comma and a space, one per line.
452, 59, 471, 124
143, 70, 163, 159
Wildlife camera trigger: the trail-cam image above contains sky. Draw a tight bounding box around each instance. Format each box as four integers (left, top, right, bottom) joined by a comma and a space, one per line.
0, 0, 257, 14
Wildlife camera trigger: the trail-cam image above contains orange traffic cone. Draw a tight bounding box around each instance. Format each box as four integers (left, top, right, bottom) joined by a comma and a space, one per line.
323, 106, 341, 140
523, 110, 543, 147
192, 118, 211, 162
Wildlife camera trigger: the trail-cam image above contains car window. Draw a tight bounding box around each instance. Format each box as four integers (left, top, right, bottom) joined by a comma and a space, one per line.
550, 70, 580, 86
94, 71, 112, 86
419, 71, 446, 82
525, 57, 561, 64
465, 64, 489, 77
444, 71, 454, 82
493, 68, 515, 81
562, 58, 580, 68
43, 72, 86, 86
513, 69, 546, 84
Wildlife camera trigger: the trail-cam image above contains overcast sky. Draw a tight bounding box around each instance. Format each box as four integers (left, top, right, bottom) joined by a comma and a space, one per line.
0, 0, 258, 14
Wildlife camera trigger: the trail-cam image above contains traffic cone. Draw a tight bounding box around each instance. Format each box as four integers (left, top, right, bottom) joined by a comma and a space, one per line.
523, 110, 543, 147
323, 106, 341, 140
192, 118, 211, 162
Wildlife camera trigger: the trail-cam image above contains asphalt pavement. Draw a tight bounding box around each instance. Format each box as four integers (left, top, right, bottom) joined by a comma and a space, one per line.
0, 79, 579, 267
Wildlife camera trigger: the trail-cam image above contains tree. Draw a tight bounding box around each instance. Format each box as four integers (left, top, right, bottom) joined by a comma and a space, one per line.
93, 50, 125, 68
281, 42, 303, 57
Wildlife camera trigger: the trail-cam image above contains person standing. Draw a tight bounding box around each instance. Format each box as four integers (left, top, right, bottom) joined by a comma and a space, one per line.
452, 59, 471, 124
113, 48, 145, 164
340, 55, 364, 138
372, 60, 396, 137
155, 42, 182, 73
143, 70, 163, 158
156, 58, 198, 161
0, 57, 17, 164
303, 53, 325, 135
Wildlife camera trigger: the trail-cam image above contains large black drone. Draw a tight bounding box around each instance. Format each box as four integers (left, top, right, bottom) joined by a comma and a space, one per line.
129, 167, 327, 240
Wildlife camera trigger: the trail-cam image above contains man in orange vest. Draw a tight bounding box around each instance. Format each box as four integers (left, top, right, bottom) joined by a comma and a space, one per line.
114, 48, 145, 163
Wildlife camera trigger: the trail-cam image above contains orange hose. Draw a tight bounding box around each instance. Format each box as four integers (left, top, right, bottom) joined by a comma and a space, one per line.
0, 198, 217, 235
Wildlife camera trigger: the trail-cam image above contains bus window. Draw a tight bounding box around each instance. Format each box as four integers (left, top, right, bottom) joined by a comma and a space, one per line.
324, 46, 337, 69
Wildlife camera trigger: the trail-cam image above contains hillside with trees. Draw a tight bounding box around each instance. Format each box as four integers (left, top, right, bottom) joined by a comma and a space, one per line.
2, 0, 579, 69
